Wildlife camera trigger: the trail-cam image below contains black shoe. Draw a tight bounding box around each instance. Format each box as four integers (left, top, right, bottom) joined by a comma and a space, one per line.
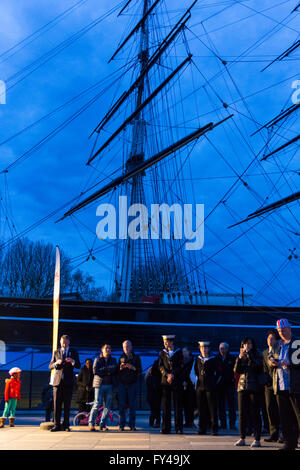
129, 427, 137, 431
176, 429, 183, 434
50, 426, 61, 432
119, 426, 125, 431
63, 427, 71, 432
264, 436, 278, 442
197, 430, 207, 435
160, 429, 170, 434
278, 445, 296, 451
211, 431, 218, 436
278, 436, 284, 444
100, 425, 108, 431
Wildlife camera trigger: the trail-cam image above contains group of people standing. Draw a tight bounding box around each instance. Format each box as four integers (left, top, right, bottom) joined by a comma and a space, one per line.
3, 317, 298, 452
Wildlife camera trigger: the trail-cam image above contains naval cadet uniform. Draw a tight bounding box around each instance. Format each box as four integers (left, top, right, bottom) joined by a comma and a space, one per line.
159, 338, 184, 434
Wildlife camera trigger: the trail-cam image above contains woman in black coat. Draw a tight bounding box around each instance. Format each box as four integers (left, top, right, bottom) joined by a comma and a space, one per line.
234, 338, 263, 448
76, 358, 94, 412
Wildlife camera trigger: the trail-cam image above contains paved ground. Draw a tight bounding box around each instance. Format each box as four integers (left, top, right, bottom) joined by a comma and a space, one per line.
0, 413, 295, 450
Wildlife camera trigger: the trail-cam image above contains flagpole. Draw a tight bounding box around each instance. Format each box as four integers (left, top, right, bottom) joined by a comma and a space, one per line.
50, 245, 60, 385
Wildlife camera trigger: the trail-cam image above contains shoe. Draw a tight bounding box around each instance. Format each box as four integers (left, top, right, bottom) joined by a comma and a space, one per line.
100, 425, 109, 431
88, 425, 97, 432
277, 436, 284, 444
211, 431, 218, 436
176, 429, 183, 434
160, 429, 170, 434
278, 445, 296, 451
264, 436, 278, 442
234, 438, 245, 446
0, 418, 6, 428
50, 426, 61, 432
119, 426, 125, 431
9, 418, 15, 427
197, 430, 207, 435
129, 427, 137, 431
250, 440, 261, 448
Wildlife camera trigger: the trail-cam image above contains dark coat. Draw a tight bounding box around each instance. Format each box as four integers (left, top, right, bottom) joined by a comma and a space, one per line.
76, 365, 94, 403
49, 348, 81, 387
93, 356, 118, 387
262, 349, 274, 390
233, 349, 263, 393
215, 353, 236, 388
118, 352, 142, 385
145, 359, 162, 404
181, 356, 194, 384
158, 348, 184, 387
194, 355, 219, 391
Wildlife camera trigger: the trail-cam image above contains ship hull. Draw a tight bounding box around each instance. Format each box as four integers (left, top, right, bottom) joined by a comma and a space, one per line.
1, 297, 299, 352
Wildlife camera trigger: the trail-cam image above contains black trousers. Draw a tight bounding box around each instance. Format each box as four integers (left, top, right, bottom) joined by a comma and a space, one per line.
45, 407, 53, 422
264, 386, 279, 439
161, 385, 183, 432
217, 384, 236, 428
148, 389, 162, 425
183, 383, 196, 425
196, 389, 218, 433
238, 390, 261, 441
53, 384, 73, 428
276, 391, 300, 449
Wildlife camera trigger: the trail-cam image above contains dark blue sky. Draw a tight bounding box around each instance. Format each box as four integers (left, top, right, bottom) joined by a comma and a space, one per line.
0, 0, 299, 306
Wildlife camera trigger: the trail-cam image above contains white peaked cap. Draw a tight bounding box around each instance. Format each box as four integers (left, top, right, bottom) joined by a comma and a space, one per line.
162, 335, 175, 340
198, 341, 210, 347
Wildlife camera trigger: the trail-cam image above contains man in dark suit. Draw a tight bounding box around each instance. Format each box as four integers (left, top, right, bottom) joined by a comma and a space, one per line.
49, 334, 81, 431
262, 329, 280, 442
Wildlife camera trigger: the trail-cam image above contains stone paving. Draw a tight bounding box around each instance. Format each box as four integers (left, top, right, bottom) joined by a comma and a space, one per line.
0, 413, 296, 450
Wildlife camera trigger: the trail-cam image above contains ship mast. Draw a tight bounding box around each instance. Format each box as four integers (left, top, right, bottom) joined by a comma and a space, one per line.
118, 0, 150, 301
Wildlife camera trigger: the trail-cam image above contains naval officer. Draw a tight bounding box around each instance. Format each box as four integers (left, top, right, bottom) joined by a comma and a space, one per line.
158, 334, 184, 434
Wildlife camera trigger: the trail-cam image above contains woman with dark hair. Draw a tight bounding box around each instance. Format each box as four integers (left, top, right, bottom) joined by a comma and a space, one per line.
76, 358, 94, 413
234, 337, 263, 448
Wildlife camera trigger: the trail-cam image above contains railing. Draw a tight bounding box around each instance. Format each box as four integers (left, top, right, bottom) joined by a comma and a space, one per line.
0, 351, 151, 411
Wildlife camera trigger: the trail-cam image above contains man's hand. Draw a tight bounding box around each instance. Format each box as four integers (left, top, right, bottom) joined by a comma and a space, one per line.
55, 359, 62, 366
126, 364, 136, 371
167, 374, 174, 384
268, 358, 278, 367
280, 359, 290, 369
120, 363, 126, 370
65, 357, 75, 366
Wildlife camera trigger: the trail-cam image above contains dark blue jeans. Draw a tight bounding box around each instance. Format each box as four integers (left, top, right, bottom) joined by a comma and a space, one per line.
118, 382, 138, 428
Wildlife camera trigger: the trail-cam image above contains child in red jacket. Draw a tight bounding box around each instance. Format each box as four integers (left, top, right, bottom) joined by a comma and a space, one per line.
0, 367, 22, 428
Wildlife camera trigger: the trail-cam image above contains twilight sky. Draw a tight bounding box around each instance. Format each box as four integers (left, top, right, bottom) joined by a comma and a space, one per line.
0, 0, 299, 306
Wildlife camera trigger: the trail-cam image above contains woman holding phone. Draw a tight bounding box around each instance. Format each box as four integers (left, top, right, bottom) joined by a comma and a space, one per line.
234, 337, 263, 448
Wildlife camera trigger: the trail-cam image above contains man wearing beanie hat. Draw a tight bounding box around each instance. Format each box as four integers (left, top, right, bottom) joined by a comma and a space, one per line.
268, 319, 300, 450
158, 335, 184, 434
